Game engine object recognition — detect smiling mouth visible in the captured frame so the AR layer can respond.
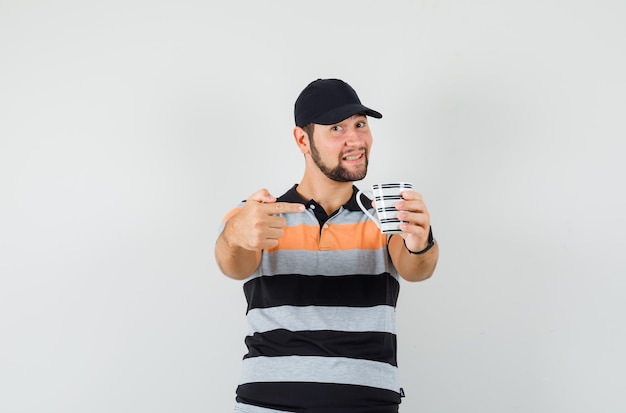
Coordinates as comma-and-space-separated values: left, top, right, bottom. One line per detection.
342, 152, 364, 161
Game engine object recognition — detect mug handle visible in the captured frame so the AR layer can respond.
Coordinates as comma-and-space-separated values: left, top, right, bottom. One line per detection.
356, 190, 380, 229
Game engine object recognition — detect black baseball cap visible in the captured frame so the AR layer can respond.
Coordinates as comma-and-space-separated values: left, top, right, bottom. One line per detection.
294, 78, 382, 127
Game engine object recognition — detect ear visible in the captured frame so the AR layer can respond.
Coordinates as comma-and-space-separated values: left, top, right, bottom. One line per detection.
293, 126, 310, 154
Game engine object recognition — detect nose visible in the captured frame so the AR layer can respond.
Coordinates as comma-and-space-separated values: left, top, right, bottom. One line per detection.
345, 127, 365, 146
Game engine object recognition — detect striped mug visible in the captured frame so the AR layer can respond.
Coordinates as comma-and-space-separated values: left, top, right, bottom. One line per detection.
356, 182, 413, 234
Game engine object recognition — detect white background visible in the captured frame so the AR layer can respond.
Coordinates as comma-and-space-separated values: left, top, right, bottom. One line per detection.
1, 1, 625, 412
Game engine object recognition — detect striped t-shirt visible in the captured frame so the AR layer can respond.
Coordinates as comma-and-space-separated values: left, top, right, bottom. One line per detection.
223, 185, 403, 413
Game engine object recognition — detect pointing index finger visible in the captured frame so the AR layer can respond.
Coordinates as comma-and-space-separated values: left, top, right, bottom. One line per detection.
266, 202, 305, 214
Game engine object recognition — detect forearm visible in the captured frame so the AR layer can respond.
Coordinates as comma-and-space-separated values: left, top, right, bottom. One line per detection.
215, 227, 262, 280
389, 235, 439, 282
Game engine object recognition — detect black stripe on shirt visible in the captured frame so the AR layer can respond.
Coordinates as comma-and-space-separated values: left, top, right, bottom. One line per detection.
236, 382, 401, 413
244, 273, 400, 312
243, 329, 398, 366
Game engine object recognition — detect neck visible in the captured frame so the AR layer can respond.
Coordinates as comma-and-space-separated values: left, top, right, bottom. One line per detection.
296, 172, 355, 215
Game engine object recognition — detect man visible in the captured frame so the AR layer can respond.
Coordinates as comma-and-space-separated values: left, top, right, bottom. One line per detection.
215, 78, 439, 413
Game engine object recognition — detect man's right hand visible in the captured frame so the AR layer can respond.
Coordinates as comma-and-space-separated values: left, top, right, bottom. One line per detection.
223, 188, 306, 251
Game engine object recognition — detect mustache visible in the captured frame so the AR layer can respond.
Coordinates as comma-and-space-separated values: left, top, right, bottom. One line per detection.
341, 147, 367, 158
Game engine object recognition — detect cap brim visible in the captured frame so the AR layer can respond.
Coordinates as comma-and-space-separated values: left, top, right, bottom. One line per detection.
312, 103, 382, 125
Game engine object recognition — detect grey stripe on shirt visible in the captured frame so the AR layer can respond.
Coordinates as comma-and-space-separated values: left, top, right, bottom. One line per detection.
257, 248, 395, 278
239, 355, 400, 393
246, 305, 397, 336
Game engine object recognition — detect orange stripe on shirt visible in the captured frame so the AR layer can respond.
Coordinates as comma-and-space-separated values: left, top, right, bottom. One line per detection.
267, 221, 386, 252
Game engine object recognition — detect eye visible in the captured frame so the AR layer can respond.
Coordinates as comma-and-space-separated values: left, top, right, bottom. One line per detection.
356, 121, 366, 128
331, 125, 342, 132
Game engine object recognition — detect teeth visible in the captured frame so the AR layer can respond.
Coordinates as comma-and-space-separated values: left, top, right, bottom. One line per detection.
344, 154, 361, 160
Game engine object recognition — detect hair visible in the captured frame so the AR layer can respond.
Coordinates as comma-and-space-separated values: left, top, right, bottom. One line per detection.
302, 123, 315, 141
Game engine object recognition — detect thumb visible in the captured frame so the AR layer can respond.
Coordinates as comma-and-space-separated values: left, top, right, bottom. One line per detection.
248, 188, 277, 204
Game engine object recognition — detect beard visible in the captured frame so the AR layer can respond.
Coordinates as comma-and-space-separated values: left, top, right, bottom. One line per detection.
309, 138, 368, 182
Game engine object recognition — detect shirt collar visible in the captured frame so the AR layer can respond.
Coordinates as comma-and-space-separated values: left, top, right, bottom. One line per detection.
277, 184, 370, 212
